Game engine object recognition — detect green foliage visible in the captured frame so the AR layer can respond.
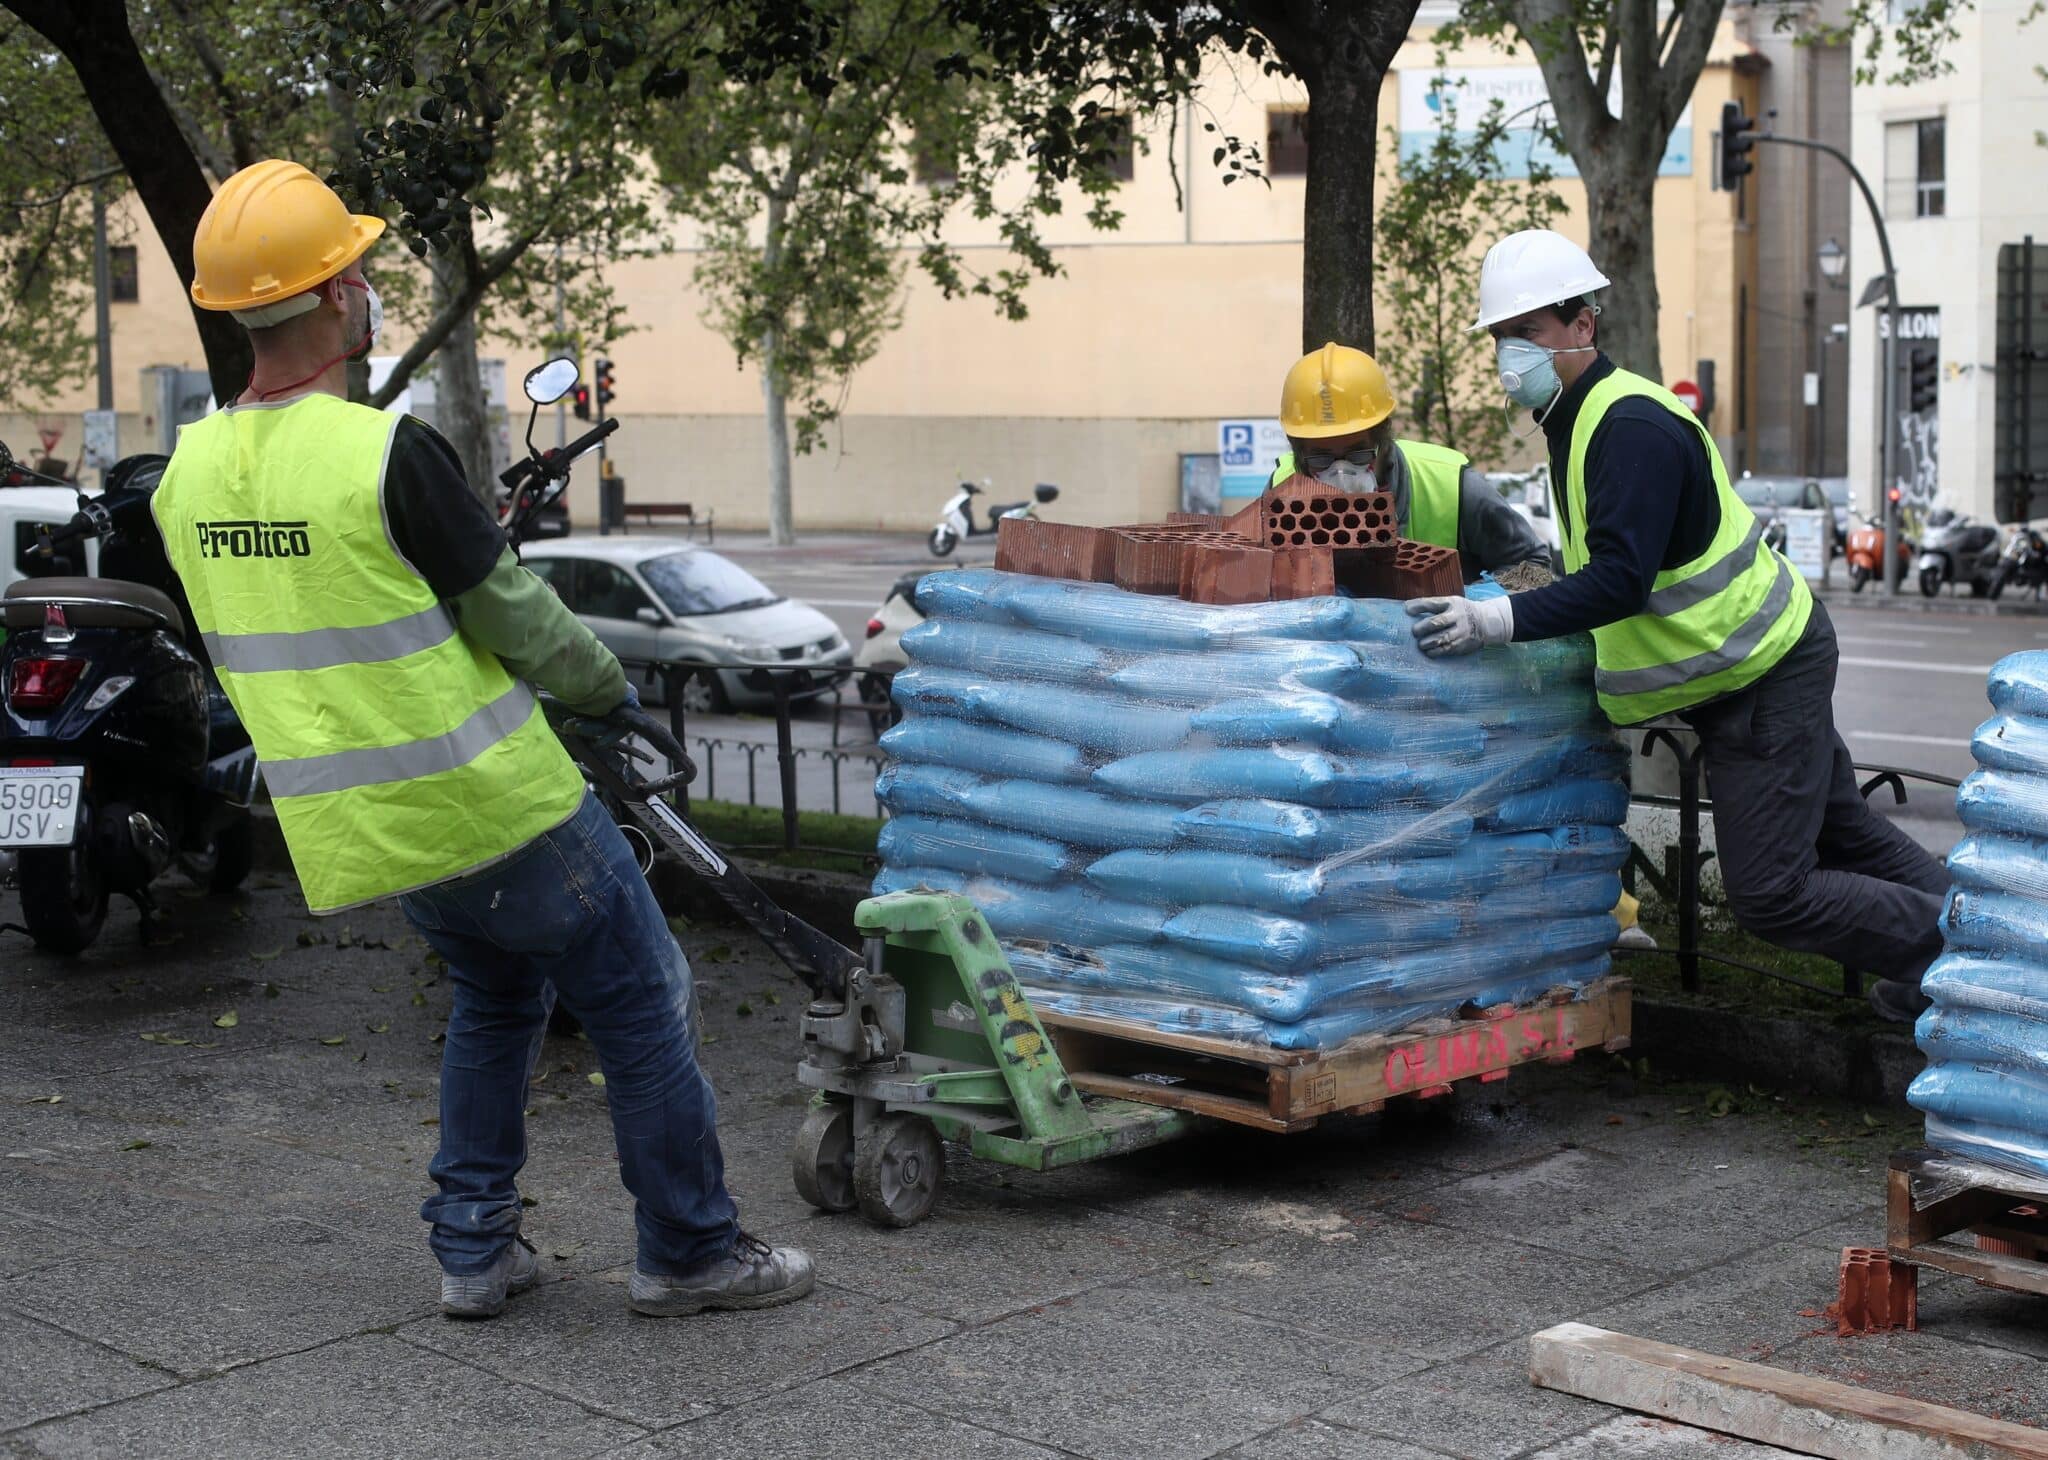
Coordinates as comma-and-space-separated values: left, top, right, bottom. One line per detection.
0, 21, 113, 410
1375, 76, 1566, 466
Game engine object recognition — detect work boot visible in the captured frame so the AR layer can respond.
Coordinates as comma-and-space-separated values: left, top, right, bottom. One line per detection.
1867, 977, 1932, 1025
440, 1234, 539, 1319
628, 1231, 815, 1317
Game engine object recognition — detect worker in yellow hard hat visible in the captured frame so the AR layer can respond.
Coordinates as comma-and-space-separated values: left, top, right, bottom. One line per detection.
1271, 343, 1547, 580
154, 159, 813, 1321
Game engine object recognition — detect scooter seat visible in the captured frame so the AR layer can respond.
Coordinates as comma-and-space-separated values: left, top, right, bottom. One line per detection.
3, 576, 186, 638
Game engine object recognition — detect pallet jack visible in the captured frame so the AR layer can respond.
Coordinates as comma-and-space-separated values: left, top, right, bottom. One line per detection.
547, 699, 1194, 1228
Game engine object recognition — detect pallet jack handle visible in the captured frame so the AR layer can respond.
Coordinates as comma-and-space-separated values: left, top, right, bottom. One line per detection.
541, 694, 863, 1002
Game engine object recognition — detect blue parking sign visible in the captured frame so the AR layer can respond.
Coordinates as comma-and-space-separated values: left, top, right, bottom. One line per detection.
1220, 422, 1256, 468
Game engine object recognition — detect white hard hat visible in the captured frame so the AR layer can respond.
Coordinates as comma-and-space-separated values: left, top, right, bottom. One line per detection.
1471, 229, 1611, 332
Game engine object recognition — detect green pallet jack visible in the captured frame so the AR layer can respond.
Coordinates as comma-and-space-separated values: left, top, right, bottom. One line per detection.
548, 699, 1194, 1228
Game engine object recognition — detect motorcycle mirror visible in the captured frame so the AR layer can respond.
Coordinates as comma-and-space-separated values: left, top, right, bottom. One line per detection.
1033, 483, 1059, 504
524, 357, 580, 405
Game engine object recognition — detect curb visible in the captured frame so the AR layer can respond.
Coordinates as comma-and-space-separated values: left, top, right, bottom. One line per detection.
1816, 587, 2048, 618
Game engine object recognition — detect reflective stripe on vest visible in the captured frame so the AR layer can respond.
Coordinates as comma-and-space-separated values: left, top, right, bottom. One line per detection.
1559, 368, 1812, 725
153, 394, 586, 911
1268, 441, 1464, 550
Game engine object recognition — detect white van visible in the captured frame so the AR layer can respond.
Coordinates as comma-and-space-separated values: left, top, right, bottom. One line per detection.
0, 487, 98, 591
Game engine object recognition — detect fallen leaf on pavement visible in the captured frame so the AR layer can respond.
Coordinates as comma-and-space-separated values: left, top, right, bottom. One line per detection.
319, 1035, 347, 1046
213, 1010, 239, 1029
24, 1094, 61, 1104
588, 1072, 606, 1086
122, 1140, 151, 1151
250, 947, 282, 962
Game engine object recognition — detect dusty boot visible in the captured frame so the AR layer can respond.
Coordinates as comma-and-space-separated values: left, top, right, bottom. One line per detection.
629, 1231, 815, 1317
440, 1235, 539, 1319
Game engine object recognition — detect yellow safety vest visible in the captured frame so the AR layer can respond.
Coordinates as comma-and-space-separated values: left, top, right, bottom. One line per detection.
1268, 440, 1464, 550
153, 393, 586, 912
1559, 369, 1813, 725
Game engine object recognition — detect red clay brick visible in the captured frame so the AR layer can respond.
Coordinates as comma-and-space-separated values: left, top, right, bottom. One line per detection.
1260, 488, 1398, 551
1350, 539, 1463, 600
1113, 528, 1258, 595
1832, 1246, 1917, 1335
996, 517, 1118, 582
1181, 542, 1276, 605
1165, 512, 1227, 529
1271, 546, 1338, 599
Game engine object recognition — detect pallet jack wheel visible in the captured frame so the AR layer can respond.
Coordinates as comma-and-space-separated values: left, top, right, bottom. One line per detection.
852, 1112, 944, 1228
791, 1104, 856, 1212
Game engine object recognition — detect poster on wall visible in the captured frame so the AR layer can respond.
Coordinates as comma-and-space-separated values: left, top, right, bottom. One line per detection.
1395, 67, 1693, 180
1217, 418, 1289, 504
1880, 307, 1940, 514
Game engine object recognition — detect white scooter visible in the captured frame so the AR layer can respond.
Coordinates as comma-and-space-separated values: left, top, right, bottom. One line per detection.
928, 479, 1058, 557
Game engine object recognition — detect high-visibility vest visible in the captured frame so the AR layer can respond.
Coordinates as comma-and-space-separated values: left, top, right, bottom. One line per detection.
1267, 440, 1465, 550
1559, 368, 1813, 725
153, 394, 587, 912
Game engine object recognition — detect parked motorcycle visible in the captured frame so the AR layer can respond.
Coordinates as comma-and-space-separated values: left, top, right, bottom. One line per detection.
1989, 523, 2048, 602
1915, 508, 2003, 598
927, 479, 1059, 558
1843, 512, 1912, 593
0, 445, 256, 953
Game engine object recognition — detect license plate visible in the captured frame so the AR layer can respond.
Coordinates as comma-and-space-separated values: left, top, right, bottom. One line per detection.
0, 767, 84, 848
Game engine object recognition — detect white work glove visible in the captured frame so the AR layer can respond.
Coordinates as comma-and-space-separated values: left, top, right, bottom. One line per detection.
1406, 594, 1514, 657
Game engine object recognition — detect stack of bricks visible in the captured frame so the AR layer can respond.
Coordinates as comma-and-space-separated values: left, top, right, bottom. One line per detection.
994, 486, 1465, 605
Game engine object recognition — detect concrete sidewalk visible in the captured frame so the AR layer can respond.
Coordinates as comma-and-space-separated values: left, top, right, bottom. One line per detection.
3, 877, 2043, 1459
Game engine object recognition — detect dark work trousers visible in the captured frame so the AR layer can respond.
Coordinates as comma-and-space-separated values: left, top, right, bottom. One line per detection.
1677, 600, 1950, 984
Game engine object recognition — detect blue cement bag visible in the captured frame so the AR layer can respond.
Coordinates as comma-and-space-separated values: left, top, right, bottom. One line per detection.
1159, 903, 1459, 975
1094, 746, 1424, 808
1188, 691, 1489, 754
997, 572, 1362, 650
1919, 1113, 2048, 1182
1987, 651, 2048, 722
1110, 644, 1370, 701
888, 670, 1192, 755
1922, 953, 2048, 1021
880, 718, 1090, 785
899, 619, 1108, 685
1490, 780, 1633, 831
1970, 712, 2048, 777
1944, 832, 2048, 903
1940, 887, 2048, 958
875, 764, 1180, 849
1956, 770, 2048, 843
1915, 1005, 2048, 1081
1170, 799, 1474, 860
875, 815, 1072, 884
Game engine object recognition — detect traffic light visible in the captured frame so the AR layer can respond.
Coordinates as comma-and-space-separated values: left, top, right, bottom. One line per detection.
1718, 101, 1756, 193
570, 383, 591, 421
595, 357, 616, 414
1908, 347, 1939, 414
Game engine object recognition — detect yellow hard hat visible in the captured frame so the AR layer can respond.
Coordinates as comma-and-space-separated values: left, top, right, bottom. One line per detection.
190, 159, 386, 313
1279, 343, 1396, 439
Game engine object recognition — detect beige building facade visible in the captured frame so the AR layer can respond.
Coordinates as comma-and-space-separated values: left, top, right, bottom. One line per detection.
15, 16, 1778, 536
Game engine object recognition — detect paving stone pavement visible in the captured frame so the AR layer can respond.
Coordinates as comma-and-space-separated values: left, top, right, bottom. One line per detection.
1, 876, 2042, 1459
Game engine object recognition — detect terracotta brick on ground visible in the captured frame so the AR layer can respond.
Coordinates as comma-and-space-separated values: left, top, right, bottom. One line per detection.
1832, 1246, 1917, 1334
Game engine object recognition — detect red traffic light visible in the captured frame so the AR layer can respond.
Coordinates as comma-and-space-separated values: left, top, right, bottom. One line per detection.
570, 384, 592, 421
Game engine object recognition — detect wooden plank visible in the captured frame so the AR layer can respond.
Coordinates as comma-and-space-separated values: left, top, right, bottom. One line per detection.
1887, 1148, 2048, 1296
1530, 1322, 2048, 1460
1037, 1008, 1303, 1067
1064, 1070, 1302, 1133
1892, 1238, 2048, 1299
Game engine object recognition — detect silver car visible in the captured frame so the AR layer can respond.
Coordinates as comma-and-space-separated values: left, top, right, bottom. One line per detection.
521, 538, 851, 713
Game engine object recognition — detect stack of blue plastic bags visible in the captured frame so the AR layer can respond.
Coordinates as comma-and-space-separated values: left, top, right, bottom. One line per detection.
1909, 651, 2048, 1181
871, 568, 1631, 1050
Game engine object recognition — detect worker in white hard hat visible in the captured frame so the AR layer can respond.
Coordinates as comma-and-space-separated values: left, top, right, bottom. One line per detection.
1407, 228, 1949, 1023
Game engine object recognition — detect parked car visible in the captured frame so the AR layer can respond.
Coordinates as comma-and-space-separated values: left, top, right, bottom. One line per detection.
1734, 474, 1833, 532
520, 538, 851, 713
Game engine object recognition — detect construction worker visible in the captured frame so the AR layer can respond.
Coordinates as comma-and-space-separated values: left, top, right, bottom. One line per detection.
1408, 228, 1949, 1021
1272, 343, 1549, 579
153, 160, 814, 1317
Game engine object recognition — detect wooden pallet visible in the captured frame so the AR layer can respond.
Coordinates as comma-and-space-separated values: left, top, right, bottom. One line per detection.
1037, 975, 1632, 1133
1887, 1147, 2048, 1298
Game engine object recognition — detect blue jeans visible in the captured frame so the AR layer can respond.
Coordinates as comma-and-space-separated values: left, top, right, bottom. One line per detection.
399, 793, 740, 1276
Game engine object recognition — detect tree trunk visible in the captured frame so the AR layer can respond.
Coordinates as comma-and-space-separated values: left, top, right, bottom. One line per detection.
430, 246, 495, 503
759, 195, 795, 547
7, 0, 251, 402
1583, 159, 1661, 377
1237, 0, 1423, 354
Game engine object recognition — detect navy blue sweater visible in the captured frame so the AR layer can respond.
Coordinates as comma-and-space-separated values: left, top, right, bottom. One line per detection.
1510, 356, 1723, 641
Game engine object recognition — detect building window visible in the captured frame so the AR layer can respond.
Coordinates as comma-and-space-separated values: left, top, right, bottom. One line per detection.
1100, 114, 1135, 182
109, 245, 138, 302
1885, 117, 1944, 218
1267, 106, 1309, 177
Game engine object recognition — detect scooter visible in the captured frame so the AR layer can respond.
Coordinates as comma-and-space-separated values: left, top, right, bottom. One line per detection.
1843, 512, 1912, 593
1989, 523, 2048, 602
1915, 508, 2003, 598
0, 445, 256, 953
928, 480, 1059, 558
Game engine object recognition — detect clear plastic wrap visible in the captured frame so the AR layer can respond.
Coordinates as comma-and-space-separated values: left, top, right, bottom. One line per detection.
1911, 650, 2048, 1180
873, 569, 1628, 1050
